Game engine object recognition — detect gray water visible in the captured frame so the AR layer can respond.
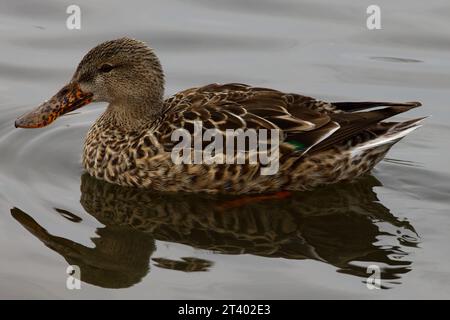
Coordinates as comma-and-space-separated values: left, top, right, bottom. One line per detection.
0, 0, 449, 299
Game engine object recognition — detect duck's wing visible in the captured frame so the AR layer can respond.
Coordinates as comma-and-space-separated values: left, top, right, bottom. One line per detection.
156, 83, 421, 155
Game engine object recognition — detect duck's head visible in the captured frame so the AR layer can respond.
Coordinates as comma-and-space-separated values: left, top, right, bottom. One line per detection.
15, 37, 164, 129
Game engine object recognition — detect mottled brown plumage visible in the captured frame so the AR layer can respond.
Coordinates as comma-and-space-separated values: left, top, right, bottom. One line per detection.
16, 38, 424, 194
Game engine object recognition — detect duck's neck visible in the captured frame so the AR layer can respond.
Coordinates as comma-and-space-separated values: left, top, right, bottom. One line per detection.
103, 94, 163, 132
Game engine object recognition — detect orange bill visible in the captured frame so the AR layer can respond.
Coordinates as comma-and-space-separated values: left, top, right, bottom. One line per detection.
15, 82, 93, 128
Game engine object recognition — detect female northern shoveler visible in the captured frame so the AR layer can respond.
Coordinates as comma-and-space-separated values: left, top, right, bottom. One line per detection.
15, 37, 424, 194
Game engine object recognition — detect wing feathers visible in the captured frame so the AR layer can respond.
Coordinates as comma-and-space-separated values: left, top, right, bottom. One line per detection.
159, 84, 422, 156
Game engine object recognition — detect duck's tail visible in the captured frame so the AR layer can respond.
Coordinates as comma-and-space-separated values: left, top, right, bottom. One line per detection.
309, 101, 423, 154
332, 101, 422, 112
351, 116, 427, 154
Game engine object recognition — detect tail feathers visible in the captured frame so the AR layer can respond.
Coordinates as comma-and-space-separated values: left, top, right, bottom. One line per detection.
315, 105, 422, 153
351, 117, 426, 154
332, 101, 422, 112
388, 116, 427, 133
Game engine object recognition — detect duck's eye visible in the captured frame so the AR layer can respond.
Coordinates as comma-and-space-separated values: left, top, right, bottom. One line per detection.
98, 63, 114, 73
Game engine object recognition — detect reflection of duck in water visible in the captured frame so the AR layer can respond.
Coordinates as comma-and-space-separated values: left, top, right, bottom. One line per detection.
12, 174, 418, 289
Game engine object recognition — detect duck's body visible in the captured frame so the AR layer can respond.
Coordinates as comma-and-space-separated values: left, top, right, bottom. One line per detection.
16, 38, 424, 194
83, 82, 422, 194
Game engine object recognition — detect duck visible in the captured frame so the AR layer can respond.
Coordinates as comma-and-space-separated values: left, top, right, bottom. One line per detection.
15, 37, 424, 194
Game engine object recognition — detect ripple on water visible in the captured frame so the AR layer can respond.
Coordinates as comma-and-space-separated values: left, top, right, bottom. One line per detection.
370, 56, 424, 63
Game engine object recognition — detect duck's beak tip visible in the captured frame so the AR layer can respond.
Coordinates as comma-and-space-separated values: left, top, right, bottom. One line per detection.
14, 108, 49, 129
14, 83, 93, 129
14, 115, 34, 129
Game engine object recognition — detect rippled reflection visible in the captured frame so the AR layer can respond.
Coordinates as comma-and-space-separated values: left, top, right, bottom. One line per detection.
11, 173, 418, 289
